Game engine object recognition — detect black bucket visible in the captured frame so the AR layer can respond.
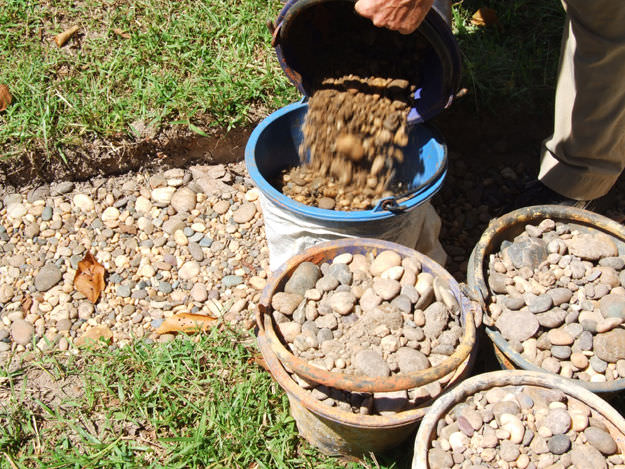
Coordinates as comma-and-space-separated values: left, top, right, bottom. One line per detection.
270, 0, 461, 124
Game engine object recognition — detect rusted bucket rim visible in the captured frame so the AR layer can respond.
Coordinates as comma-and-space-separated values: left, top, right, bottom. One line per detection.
467, 205, 625, 394
413, 370, 625, 468
258, 327, 431, 428
257, 237, 477, 393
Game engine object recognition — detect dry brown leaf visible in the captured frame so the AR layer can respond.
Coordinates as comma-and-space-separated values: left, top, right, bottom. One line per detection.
54, 25, 80, 47
21, 295, 33, 315
113, 28, 131, 39
156, 313, 217, 334
471, 7, 498, 27
73, 251, 106, 303
75, 325, 113, 347
0, 85, 12, 112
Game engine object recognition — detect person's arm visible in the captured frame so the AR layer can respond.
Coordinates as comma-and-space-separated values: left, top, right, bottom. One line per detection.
354, 0, 434, 34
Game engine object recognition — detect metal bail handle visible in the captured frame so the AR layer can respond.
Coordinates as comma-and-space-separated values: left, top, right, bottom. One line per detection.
373, 197, 405, 213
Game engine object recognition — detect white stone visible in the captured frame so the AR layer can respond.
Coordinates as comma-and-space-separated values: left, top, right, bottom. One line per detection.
333, 253, 353, 264
249, 276, 266, 290
50, 306, 70, 322
138, 264, 155, 277
179, 261, 200, 280
381, 266, 404, 281
381, 335, 399, 353
7, 203, 27, 221
151, 187, 176, 205
191, 222, 206, 232
101, 206, 120, 224
72, 194, 95, 212
449, 432, 468, 451
305, 288, 322, 301
245, 188, 260, 201
135, 196, 152, 213
173, 230, 188, 246
500, 413, 525, 444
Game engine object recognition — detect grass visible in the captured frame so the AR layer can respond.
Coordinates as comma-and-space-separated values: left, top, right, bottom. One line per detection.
0, 0, 565, 164
451, 0, 565, 114
0, 0, 297, 159
0, 328, 412, 468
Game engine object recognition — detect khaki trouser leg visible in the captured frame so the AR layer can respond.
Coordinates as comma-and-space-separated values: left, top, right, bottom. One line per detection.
539, 0, 625, 200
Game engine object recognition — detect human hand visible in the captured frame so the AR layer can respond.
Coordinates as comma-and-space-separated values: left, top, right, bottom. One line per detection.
354, 0, 435, 34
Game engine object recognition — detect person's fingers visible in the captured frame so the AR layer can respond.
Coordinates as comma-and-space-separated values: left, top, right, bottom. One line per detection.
354, 0, 375, 18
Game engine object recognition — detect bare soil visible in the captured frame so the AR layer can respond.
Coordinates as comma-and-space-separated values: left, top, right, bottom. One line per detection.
0, 123, 253, 188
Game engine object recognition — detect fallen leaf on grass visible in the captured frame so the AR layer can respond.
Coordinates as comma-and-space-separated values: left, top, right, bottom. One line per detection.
113, 28, 131, 39
73, 252, 106, 303
155, 313, 217, 334
0, 85, 12, 112
54, 25, 80, 47
471, 7, 498, 27
75, 325, 113, 347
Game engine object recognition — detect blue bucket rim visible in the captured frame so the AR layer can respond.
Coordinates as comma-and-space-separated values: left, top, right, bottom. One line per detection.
244, 101, 447, 222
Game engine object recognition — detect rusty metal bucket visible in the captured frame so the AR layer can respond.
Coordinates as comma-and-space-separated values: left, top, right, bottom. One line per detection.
412, 370, 625, 468
256, 238, 479, 458
466, 205, 625, 395
258, 326, 476, 458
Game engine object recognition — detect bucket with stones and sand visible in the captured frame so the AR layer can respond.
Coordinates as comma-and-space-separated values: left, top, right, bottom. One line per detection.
255, 238, 479, 458
245, 0, 461, 272
412, 370, 625, 469
467, 205, 625, 395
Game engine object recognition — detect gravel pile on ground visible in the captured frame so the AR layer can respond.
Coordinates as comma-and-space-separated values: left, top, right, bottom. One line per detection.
271, 249, 464, 415
0, 163, 269, 359
428, 384, 624, 469
487, 218, 625, 382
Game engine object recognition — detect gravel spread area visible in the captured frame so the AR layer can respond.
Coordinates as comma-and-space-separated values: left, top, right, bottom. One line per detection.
0, 163, 269, 359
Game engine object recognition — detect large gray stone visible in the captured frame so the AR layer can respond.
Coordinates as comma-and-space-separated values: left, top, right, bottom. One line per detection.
495, 310, 539, 343
565, 233, 618, 261
504, 237, 548, 270
396, 347, 430, 373
423, 302, 448, 339
284, 262, 321, 296
35, 264, 62, 292
594, 329, 625, 363
353, 350, 390, 377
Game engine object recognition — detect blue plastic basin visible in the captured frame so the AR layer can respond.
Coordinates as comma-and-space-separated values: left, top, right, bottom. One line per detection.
244, 101, 447, 223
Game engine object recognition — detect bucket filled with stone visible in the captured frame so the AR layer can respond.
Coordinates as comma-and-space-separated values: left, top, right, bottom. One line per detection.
467, 205, 625, 394
412, 370, 625, 469
256, 238, 478, 458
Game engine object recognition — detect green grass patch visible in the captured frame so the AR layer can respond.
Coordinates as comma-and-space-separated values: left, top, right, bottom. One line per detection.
0, 0, 565, 163
0, 329, 410, 468
452, 0, 565, 113
0, 0, 297, 159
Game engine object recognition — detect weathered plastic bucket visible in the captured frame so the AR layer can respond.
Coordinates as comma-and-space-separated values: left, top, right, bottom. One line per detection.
256, 238, 479, 458
412, 370, 625, 468
271, 0, 461, 124
467, 205, 625, 395
244, 102, 448, 271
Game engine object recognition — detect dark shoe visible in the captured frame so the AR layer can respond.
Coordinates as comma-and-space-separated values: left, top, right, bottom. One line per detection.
503, 180, 591, 214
